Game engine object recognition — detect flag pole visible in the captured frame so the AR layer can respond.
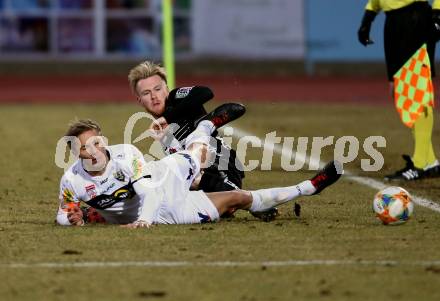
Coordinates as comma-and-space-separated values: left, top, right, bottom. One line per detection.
162, 0, 176, 89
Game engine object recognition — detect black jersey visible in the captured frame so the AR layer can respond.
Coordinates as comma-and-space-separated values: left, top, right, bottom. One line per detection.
161, 86, 245, 191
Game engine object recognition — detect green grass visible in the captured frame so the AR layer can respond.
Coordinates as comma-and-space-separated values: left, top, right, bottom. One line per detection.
0, 102, 440, 301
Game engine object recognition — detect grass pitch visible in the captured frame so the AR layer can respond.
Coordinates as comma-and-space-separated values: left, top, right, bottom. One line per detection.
0, 102, 440, 301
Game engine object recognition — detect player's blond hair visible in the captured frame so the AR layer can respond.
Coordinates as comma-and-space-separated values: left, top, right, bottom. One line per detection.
65, 119, 102, 148
128, 61, 167, 95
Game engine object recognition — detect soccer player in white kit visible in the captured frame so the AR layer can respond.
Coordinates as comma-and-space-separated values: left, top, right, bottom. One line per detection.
56, 115, 342, 228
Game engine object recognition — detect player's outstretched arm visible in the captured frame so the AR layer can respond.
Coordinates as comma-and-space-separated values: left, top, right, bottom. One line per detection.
131, 178, 162, 227
122, 145, 162, 229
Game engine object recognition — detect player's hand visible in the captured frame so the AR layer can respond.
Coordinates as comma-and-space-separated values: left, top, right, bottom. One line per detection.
67, 206, 84, 226
358, 25, 374, 46
148, 117, 168, 140
149, 117, 168, 131
120, 220, 152, 229
432, 9, 440, 42
358, 10, 376, 46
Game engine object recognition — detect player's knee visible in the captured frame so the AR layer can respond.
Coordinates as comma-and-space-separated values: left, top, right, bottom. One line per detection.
229, 190, 252, 208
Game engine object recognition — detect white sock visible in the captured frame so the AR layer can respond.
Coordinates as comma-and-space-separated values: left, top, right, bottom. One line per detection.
249, 180, 316, 212
185, 120, 215, 148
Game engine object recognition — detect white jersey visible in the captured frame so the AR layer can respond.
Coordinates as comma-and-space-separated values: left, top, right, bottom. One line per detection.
56, 144, 219, 226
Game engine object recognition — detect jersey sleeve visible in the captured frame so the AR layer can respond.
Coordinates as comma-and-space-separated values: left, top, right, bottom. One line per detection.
365, 0, 381, 13
127, 144, 161, 224
133, 178, 161, 224
433, 0, 440, 10
127, 144, 149, 181
56, 175, 80, 226
162, 86, 214, 123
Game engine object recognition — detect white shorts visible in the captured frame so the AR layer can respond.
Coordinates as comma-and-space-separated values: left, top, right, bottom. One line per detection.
147, 151, 220, 224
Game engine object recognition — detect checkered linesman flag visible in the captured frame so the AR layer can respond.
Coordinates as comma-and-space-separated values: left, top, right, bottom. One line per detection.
393, 44, 434, 128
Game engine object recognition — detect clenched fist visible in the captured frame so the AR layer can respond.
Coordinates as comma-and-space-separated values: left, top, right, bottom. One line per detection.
67, 205, 84, 226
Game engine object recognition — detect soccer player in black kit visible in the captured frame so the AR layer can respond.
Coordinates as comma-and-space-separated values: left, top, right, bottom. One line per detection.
128, 61, 278, 221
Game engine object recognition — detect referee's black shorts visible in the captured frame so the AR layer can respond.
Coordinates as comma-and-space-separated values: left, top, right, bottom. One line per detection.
384, 1, 436, 81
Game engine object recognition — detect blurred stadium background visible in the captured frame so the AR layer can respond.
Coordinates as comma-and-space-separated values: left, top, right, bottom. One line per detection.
0, 0, 417, 103
1, 1, 440, 301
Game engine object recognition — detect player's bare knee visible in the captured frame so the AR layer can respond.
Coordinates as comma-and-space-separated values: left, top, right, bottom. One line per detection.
230, 190, 252, 208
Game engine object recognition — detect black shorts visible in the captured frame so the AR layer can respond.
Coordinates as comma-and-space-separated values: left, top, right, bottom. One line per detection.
199, 146, 245, 193
384, 2, 436, 81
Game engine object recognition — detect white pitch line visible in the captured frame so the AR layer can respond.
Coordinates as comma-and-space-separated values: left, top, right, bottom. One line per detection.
229, 128, 440, 213
2, 260, 440, 269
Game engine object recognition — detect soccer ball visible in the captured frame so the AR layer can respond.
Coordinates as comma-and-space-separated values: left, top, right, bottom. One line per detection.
373, 186, 414, 225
